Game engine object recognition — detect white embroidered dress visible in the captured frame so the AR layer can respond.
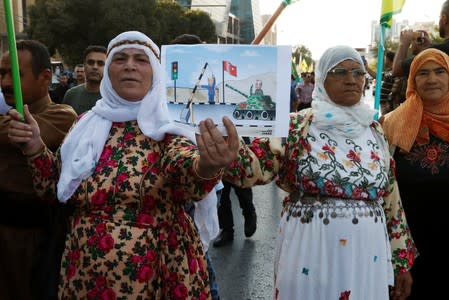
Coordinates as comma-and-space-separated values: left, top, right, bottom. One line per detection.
273, 123, 393, 300
225, 45, 416, 300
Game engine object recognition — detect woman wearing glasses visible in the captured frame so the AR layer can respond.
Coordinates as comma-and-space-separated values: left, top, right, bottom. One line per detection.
382, 48, 449, 300
225, 45, 416, 300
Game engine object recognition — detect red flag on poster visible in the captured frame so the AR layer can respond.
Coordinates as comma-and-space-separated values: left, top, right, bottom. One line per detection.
223, 60, 237, 77
229, 64, 237, 76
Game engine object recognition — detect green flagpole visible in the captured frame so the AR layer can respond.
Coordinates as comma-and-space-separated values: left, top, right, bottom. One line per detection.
3, 0, 24, 118
376, 0, 407, 119
374, 25, 386, 120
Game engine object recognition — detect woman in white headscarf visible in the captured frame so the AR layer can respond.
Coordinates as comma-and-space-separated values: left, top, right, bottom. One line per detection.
8, 31, 238, 299
224, 45, 416, 300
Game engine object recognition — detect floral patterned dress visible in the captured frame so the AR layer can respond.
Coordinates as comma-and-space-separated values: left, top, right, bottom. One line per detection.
28, 121, 219, 300
226, 110, 417, 300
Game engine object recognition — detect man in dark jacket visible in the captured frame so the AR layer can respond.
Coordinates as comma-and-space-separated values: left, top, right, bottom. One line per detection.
0, 39, 77, 300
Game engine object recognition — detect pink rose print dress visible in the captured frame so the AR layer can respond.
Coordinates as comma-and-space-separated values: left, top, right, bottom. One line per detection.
28, 121, 219, 299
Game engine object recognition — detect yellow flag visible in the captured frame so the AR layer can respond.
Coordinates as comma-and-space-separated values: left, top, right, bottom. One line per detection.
307, 62, 314, 73
300, 59, 308, 73
380, 0, 406, 27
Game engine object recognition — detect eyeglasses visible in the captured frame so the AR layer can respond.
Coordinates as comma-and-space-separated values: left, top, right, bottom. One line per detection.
328, 68, 366, 80
86, 59, 105, 67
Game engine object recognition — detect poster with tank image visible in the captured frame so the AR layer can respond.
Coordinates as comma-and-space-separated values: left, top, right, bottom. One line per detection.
161, 44, 291, 137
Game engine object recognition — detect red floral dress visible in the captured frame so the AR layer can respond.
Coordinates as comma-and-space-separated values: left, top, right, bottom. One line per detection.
28, 121, 218, 300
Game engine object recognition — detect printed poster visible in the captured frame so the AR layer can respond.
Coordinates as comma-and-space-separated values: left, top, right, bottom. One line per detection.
161, 44, 291, 137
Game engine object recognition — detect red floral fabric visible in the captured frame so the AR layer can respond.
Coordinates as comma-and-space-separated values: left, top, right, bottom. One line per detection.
29, 121, 218, 299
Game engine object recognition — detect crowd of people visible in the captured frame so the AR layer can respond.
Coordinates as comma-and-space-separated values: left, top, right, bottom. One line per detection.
1, 1, 449, 299
290, 71, 315, 113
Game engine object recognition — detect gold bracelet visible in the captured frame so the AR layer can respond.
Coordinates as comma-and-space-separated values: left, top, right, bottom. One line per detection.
23, 144, 46, 158
193, 159, 224, 180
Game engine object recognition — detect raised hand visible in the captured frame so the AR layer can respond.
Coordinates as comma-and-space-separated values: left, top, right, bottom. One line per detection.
8, 104, 45, 156
195, 116, 239, 178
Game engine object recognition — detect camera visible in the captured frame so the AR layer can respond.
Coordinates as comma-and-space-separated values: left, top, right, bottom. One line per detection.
413, 31, 425, 44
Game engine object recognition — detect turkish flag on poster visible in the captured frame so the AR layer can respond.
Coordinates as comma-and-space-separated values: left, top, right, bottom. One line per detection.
223, 60, 237, 77
229, 64, 237, 76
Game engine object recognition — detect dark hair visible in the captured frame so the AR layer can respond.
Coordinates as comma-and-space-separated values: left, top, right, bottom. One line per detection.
443, 1, 449, 15
60, 71, 72, 78
16, 40, 51, 79
83, 45, 107, 62
75, 63, 84, 69
170, 34, 203, 45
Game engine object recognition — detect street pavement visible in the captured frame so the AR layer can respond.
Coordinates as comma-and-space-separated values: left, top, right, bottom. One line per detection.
208, 87, 376, 300
208, 182, 287, 300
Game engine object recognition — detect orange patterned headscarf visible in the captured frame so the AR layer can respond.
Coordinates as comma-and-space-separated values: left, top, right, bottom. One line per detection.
382, 48, 449, 152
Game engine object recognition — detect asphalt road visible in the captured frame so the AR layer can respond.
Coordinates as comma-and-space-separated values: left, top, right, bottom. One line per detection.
208, 182, 287, 300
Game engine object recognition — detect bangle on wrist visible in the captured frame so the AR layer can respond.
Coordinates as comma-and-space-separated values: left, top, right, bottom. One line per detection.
193, 159, 224, 180
23, 144, 46, 157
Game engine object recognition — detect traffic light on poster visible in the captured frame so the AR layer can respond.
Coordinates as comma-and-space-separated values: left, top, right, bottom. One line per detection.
172, 61, 178, 80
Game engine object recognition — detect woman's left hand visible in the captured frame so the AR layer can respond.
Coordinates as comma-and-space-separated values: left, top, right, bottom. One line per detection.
195, 116, 239, 178
391, 271, 412, 300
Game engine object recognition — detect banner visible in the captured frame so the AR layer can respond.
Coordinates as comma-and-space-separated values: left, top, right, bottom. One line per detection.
161, 44, 292, 137
380, 0, 406, 27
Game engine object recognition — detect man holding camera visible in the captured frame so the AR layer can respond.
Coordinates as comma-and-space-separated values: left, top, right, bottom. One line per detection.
392, 29, 432, 79
387, 29, 432, 108
392, 1, 449, 79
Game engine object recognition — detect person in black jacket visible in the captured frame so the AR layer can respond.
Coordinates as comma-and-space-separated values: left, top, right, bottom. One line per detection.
213, 137, 257, 247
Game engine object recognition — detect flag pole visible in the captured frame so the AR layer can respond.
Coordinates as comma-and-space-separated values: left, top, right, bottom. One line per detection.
251, 0, 297, 45
374, 25, 386, 120
376, 0, 407, 120
222, 61, 225, 103
183, 62, 208, 123
3, 0, 24, 118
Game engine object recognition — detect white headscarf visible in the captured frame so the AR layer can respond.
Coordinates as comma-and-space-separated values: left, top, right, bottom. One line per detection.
56, 31, 219, 248
57, 31, 191, 201
311, 45, 375, 137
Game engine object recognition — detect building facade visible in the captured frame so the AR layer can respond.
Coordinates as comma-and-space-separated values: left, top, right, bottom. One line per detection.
370, 19, 436, 47
177, 0, 276, 45
1, 0, 277, 55
0, 0, 34, 54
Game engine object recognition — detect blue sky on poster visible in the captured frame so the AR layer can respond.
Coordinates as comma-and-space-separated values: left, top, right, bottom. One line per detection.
162, 44, 292, 136
162, 44, 279, 87
260, 0, 442, 59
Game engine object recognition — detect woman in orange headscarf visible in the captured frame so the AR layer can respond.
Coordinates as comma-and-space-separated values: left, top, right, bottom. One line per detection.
382, 48, 449, 300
